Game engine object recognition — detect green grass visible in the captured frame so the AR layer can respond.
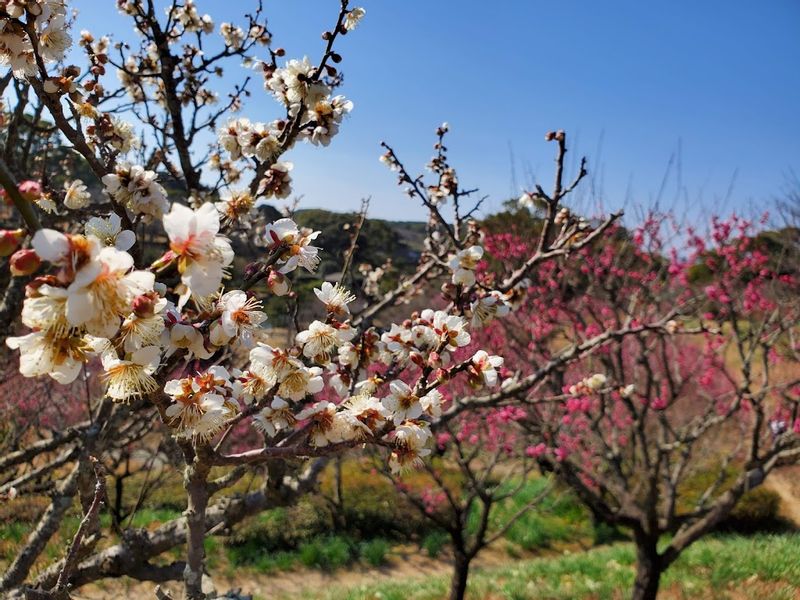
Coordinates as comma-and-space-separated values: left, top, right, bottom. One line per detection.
322, 533, 800, 600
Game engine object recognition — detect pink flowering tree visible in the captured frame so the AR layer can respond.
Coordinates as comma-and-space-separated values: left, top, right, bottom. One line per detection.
0, 2, 639, 597
379, 403, 544, 600
474, 212, 800, 600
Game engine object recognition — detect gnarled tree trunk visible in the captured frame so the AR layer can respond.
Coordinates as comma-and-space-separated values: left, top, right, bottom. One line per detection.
631, 532, 663, 600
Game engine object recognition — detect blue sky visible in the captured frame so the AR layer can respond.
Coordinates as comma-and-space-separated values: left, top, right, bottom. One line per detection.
71, 1, 800, 222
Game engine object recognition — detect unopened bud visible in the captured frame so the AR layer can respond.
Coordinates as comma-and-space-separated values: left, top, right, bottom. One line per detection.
18, 180, 42, 201
0, 229, 25, 257
10, 249, 41, 276
132, 293, 157, 318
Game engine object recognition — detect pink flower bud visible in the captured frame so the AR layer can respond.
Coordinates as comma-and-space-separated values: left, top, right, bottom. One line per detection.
10, 249, 41, 276
17, 180, 43, 201
0, 229, 25, 257
132, 293, 157, 318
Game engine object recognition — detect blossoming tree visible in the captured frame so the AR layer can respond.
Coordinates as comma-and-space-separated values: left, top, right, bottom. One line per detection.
0, 1, 650, 597
474, 212, 800, 600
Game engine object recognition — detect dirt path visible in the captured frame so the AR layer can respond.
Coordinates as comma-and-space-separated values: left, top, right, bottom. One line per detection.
76, 545, 517, 600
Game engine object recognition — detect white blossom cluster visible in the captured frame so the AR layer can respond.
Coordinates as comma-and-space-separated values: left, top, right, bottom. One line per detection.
2, 1, 520, 476
0, 0, 72, 78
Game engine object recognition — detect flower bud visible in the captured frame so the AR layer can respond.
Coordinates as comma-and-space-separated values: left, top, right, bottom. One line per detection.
0, 229, 25, 257
132, 293, 157, 318
10, 249, 41, 276
17, 180, 42, 201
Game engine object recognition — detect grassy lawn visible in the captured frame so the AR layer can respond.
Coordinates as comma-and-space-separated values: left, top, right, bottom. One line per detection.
324, 533, 800, 600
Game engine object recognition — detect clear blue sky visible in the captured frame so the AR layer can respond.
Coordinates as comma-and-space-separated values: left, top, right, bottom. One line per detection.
71, 1, 800, 222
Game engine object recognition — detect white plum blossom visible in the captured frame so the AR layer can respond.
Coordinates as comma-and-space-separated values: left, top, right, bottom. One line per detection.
101, 346, 160, 402
303, 96, 353, 146
343, 7, 366, 31
210, 290, 267, 347
63, 179, 91, 210
5, 330, 94, 384
30, 229, 154, 338
264, 218, 321, 274
163, 202, 234, 307
344, 394, 390, 436
432, 310, 471, 349
314, 281, 355, 317
295, 401, 346, 447
266, 57, 329, 114
295, 320, 356, 363
449, 245, 483, 286
85, 213, 136, 251
382, 380, 422, 425
252, 397, 294, 437
257, 162, 293, 199
470, 291, 511, 328
471, 350, 504, 387
215, 190, 255, 227
220, 22, 245, 49
389, 422, 432, 474
102, 164, 169, 221
277, 361, 324, 401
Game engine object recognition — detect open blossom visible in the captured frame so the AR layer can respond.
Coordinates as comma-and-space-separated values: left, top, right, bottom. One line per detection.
6, 329, 95, 384
215, 189, 255, 227
470, 291, 511, 328
165, 322, 212, 360
382, 380, 423, 425
163, 202, 234, 307
119, 293, 167, 352
471, 350, 504, 387
85, 213, 135, 251
31, 229, 154, 338
278, 360, 324, 401
266, 57, 330, 114
252, 397, 295, 437
218, 118, 251, 160
343, 7, 366, 31
257, 162, 293, 198
303, 96, 353, 146
0, 1, 72, 78
165, 366, 238, 439
210, 290, 267, 347
238, 121, 281, 162
102, 164, 169, 221
20, 284, 70, 337
344, 394, 390, 436
101, 346, 160, 402
63, 179, 91, 209
389, 422, 432, 474
296, 320, 356, 363
448, 245, 483, 286
220, 22, 245, 49
431, 310, 471, 349
296, 401, 349, 447
264, 218, 321, 274
420, 389, 444, 418
314, 281, 355, 317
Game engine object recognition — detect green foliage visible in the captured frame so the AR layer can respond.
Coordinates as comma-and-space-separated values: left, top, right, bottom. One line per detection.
491, 478, 591, 551
421, 530, 449, 558
358, 538, 391, 566
298, 535, 354, 570
293, 208, 421, 279
324, 533, 800, 600
722, 487, 784, 533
